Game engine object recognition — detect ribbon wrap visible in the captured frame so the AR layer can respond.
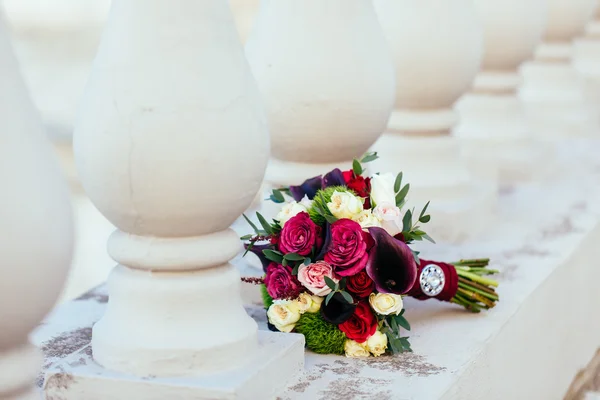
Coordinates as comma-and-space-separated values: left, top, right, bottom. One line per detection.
407, 259, 458, 302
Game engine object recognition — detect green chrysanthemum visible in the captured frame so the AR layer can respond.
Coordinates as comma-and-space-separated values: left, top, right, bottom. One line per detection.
295, 312, 347, 355
261, 284, 274, 309
308, 186, 356, 226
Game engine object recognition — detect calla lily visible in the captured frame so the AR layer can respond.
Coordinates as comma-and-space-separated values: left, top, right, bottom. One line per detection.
320, 292, 357, 324
323, 168, 346, 188
290, 175, 323, 201
366, 227, 417, 294
245, 243, 272, 272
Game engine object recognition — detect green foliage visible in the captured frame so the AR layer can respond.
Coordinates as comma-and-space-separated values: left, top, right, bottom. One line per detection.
308, 186, 353, 225
294, 312, 347, 355
261, 284, 274, 309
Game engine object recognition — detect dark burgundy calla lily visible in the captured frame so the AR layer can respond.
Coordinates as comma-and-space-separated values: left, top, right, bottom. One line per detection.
289, 175, 323, 201
245, 243, 272, 272
320, 292, 357, 324
322, 168, 346, 188
315, 222, 331, 261
366, 227, 417, 294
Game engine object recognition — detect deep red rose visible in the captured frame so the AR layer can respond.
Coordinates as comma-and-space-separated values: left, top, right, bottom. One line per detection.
279, 212, 320, 256
264, 262, 303, 300
324, 219, 373, 276
342, 170, 372, 209
346, 270, 375, 298
338, 302, 378, 343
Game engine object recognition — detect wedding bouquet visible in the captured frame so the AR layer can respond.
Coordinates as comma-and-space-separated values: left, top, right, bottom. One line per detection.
241, 153, 499, 357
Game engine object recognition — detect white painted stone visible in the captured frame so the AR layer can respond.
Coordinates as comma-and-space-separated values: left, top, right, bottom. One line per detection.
574, 3, 600, 109
3, 0, 110, 31
0, 7, 73, 398
456, 0, 555, 185
371, 0, 495, 243
246, 0, 396, 188
67, 0, 303, 394
520, 0, 599, 138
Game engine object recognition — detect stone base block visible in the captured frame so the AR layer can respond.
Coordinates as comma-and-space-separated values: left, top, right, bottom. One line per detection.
43, 331, 305, 400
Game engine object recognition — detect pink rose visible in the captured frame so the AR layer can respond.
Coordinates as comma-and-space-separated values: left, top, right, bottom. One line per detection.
297, 261, 339, 296
325, 219, 373, 277
264, 262, 303, 300
279, 212, 321, 256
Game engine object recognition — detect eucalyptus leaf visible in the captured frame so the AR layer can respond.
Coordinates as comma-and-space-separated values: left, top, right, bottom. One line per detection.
324, 276, 337, 290
263, 249, 284, 263
340, 291, 354, 304
242, 214, 260, 234
389, 316, 399, 333
284, 253, 305, 261
240, 234, 253, 240
394, 172, 403, 193
423, 234, 436, 244
399, 337, 412, 352
324, 214, 339, 224
402, 209, 413, 232
339, 277, 347, 290
282, 258, 288, 267
419, 201, 430, 219
396, 315, 411, 331
419, 215, 431, 223
395, 184, 410, 207
325, 291, 335, 306
243, 241, 254, 257
303, 257, 312, 266
292, 264, 300, 275
256, 212, 273, 235
360, 152, 379, 163
352, 159, 363, 176
272, 189, 285, 203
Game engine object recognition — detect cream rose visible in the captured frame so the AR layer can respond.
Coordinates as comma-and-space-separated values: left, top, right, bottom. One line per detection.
327, 190, 363, 219
267, 300, 302, 332
352, 209, 382, 229
373, 203, 402, 236
370, 173, 396, 207
344, 339, 370, 358
276, 201, 309, 226
296, 293, 314, 314
307, 295, 323, 313
369, 293, 404, 316
366, 331, 388, 357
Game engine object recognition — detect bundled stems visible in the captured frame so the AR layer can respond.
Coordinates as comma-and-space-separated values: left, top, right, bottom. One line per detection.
451, 259, 499, 313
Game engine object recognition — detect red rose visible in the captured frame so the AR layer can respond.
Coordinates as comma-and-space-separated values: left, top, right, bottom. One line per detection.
342, 170, 372, 209
324, 219, 372, 276
338, 302, 378, 343
264, 262, 303, 300
279, 212, 320, 256
346, 270, 375, 298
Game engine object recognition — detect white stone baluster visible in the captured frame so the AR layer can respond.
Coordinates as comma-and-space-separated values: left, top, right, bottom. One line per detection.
372, 0, 495, 243
455, 0, 553, 185
229, 0, 260, 44
574, 1, 600, 108
520, 0, 598, 138
44, 0, 303, 398
0, 9, 73, 399
245, 0, 396, 188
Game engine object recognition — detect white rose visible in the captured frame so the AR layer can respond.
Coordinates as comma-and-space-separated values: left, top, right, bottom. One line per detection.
369, 293, 404, 316
370, 173, 396, 207
352, 209, 382, 229
307, 295, 323, 313
327, 190, 363, 219
344, 340, 370, 358
366, 331, 388, 357
296, 293, 313, 314
299, 195, 313, 210
373, 203, 402, 236
276, 201, 308, 226
267, 300, 302, 332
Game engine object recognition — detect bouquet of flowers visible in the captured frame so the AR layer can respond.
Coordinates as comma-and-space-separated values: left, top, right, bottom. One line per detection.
241, 153, 499, 357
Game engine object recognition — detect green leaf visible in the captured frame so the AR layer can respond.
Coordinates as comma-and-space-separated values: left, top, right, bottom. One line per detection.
395, 184, 410, 208
420, 215, 431, 223
292, 264, 300, 275
325, 291, 335, 306
242, 214, 260, 234
339, 277, 347, 290
352, 159, 363, 176
399, 337, 412, 352
385, 331, 399, 353
394, 172, 403, 193
402, 209, 413, 232
389, 316, 399, 333
282, 258, 288, 267
324, 214, 339, 224
271, 189, 285, 203
399, 309, 405, 317
262, 249, 283, 263
256, 212, 273, 235
419, 201, 430, 219
303, 257, 312, 266
423, 234, 436, 244
360, 152, 379, 163
240, 234, 253, 240
242, 241, 254, 257
412, 250, 420, 264
324, 276, 337, 290
284, 253, 305, 261
340, 291, 354, 304
396, 315, 411, 331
